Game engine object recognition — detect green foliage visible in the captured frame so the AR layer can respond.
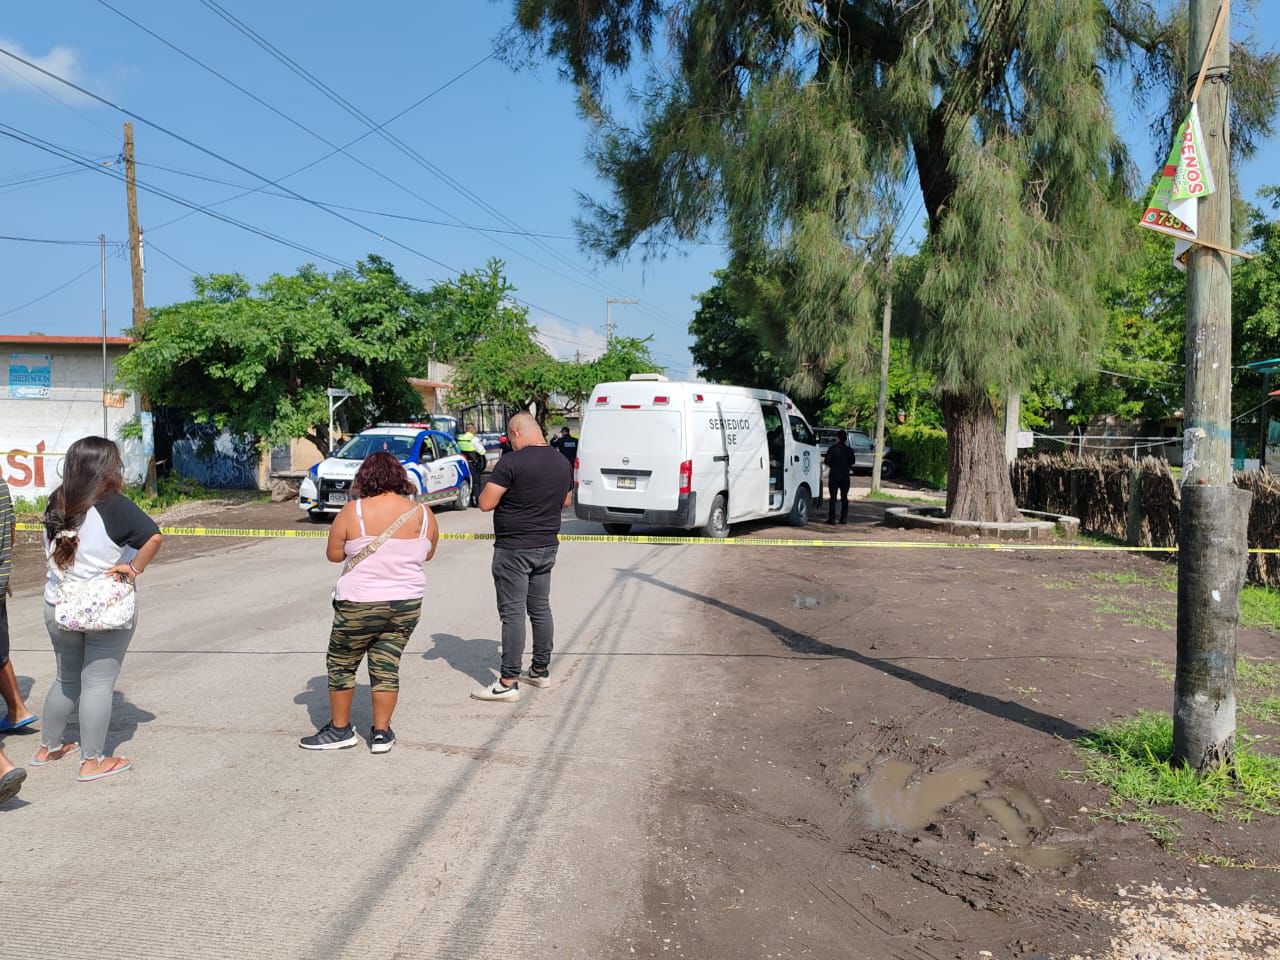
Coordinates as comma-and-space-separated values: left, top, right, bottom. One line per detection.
817, 339, 939, 430
117, 256, 425, 455
511, 0, 1280, 519
1075, 709, 1280, 838
415, 259, 529, 363
888, 424, 947, 490
688, 266, 790, 392
1240, 585, 1280, 634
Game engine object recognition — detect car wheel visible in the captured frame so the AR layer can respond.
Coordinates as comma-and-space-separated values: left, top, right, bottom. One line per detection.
789, 486, 810, 527
453, 479, 471, 511
602, 522, 632, 536
703, 494, 729, 539
878, 458, 897, 480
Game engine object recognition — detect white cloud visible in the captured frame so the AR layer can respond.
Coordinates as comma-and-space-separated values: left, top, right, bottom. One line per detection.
534, 315, 608, 361
0, 39, 92, 104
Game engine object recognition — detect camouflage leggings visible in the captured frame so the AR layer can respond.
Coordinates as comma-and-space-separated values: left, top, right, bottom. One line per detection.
326, 598, 422, 693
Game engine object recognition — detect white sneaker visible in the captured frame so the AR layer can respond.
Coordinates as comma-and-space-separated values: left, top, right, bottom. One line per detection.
522, 667, 551, 689
471, 679, 520, 702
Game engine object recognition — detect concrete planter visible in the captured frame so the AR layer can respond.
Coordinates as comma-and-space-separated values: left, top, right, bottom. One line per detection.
882, 505, 1079, 541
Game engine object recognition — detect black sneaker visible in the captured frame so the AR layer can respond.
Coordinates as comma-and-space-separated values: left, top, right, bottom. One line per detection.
369, 727, 395, 754
523, 666, 551, 689
298, 722, 358, 751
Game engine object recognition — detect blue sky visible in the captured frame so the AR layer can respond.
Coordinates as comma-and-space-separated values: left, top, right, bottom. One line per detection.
0, 2, 1276, 375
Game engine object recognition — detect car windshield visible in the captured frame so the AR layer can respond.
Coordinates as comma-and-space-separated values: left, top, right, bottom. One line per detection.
334, 434, 414, 460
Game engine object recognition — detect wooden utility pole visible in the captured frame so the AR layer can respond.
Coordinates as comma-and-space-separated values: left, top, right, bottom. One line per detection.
123, 122, 158, 495
1174, 0, 1252, 772
123, 123, 146, 330
870, 256, 892, 493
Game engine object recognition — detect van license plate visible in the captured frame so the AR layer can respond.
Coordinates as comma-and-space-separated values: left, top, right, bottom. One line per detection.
329, 493, 348, 504
617, 476, 636, 490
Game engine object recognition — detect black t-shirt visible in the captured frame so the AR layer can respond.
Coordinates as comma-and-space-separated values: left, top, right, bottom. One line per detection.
551, 435, 579, 462
489, 445, 573, 550
824, 442, 856, 479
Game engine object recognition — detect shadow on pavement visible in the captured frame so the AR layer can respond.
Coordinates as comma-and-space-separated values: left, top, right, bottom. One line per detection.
423, 633, 499, 685
294, 674, 374, 733
626, 570, 1088, 742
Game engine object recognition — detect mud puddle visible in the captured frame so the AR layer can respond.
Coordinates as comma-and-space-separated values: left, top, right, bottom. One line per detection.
791, 593, 820, 609
860, 759, 1076, 869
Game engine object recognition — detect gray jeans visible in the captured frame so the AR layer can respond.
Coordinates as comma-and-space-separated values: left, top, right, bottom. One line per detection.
41, 603, 136, 762
492, 545, 558, 680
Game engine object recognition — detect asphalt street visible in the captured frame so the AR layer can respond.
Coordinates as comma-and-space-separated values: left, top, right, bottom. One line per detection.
1, 506, 711, 959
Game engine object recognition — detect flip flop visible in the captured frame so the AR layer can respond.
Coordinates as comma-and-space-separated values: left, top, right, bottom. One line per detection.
77, 759, 132, 783
0, 767, 27, 805
0, 714, 38, 733
29, 743, 78, 767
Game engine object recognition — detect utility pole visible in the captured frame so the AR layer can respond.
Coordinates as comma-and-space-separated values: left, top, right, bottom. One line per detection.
123, 123, 146, 330
100, 234, 108, 438
122, 122, 158, 494
1175, 0, 1252, 772
605, 297, 638, 346
870, 255, 892, 493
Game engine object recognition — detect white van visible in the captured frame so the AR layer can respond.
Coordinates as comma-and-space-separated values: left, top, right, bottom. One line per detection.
574, 375, 820, 537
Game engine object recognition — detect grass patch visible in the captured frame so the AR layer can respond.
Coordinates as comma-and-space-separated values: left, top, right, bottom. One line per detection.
1240, 585, 1280, 633
1072, 710, 1280, 843
1091, 570, 1159, 587
862, 489, 943, 505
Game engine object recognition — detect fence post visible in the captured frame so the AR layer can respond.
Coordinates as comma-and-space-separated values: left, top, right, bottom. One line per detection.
1127, 460, 1143, 546
1069, 466, 1081, 520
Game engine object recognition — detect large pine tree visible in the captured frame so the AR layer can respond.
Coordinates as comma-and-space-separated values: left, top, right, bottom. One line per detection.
509, 0, 1277, 521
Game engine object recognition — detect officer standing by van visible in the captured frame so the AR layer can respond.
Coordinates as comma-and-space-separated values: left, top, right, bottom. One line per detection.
550, 427, 578, 464
824, 429, 855, 525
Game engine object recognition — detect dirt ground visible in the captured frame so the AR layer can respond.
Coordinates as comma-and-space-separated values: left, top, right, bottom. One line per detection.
12, 493, 1280, 958
636, 498, 1280, 959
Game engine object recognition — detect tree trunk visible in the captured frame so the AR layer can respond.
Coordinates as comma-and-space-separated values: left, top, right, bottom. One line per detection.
942, 389, 1022, 522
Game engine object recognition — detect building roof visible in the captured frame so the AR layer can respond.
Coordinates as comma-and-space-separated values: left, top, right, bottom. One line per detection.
408, 377, 452, 390
0, 334, 134, 347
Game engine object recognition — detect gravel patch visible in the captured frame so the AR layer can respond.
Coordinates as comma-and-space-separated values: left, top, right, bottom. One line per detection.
1071, 883, 1280, 960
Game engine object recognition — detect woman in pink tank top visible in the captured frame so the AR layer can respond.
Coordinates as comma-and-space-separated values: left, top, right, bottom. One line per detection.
298, 453, 438, 755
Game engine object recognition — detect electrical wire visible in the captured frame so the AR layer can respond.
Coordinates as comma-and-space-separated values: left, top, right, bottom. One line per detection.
194, 0, 688, 334
144, 238, 200, 277
0, 259, 102, 319
0, 233, 120, 247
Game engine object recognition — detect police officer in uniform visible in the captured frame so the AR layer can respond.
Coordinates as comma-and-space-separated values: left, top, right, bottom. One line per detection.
456, 423, 487, 505
550, 427, 579, 465
824, 429, 856, 525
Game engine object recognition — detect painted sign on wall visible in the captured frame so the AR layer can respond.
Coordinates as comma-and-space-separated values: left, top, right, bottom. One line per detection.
8, 353, 51, 399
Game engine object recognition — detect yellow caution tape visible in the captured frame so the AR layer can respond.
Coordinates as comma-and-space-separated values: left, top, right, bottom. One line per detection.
1, 450, 68, 456
13, 521, 1280, 553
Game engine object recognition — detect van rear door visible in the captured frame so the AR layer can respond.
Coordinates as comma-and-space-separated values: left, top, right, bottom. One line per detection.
578, 408, 685, 511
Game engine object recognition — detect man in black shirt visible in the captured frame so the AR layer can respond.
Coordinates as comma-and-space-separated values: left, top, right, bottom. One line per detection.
472, 412, 574, 702
550, 427, 579, 464
824, 430, 856, 525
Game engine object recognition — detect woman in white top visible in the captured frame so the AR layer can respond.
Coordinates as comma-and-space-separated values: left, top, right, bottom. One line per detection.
34, 437, 162, 783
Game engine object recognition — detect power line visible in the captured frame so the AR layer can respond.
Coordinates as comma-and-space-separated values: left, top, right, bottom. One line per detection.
0, 259, 101, 319
193, 0, 689, 333
0, 233, 121, 247
144, 239, 200, 277
0, 123, 356, 269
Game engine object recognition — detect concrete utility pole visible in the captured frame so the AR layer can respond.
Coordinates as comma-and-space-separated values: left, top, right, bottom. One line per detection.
1175, 0, 1253, 772
870, 256, 891, 493
605, 297, 638, 346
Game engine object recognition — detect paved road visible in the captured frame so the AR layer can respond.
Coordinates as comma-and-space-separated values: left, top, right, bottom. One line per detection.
2, 506, 711, 959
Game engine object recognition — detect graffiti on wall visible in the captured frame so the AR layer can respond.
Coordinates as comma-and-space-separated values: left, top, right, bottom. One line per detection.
166, 415, 260, 490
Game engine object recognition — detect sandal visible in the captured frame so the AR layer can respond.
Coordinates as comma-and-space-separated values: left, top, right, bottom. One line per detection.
30, 743, 78, 766
0, 767, 26, 805
77, 757, 132, 783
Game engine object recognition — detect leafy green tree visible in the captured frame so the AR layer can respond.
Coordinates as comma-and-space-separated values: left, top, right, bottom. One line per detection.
566, 336, 663, 405
511, 1, 1278, 521
414, 258, 528, 364
688, 266, 790, 391
117, 256, 424, 455
818, 339, 940, 429
1234, 187, 1280, 449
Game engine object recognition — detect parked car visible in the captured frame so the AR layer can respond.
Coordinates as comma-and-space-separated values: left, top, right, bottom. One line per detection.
816, 427, 898, 478
298, 424, 473, 520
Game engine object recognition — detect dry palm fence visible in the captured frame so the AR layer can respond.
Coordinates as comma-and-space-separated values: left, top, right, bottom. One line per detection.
1011, 454, 1280, 587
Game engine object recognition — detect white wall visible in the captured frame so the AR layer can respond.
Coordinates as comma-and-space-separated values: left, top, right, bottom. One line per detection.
0, 345, 148, 501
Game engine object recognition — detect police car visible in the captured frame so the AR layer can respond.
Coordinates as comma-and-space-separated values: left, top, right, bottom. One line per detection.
298, 424, 473, 521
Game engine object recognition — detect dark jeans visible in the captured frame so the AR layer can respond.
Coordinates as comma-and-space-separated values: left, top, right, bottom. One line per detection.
828, 474, 850, 522
492, 545, 558, 680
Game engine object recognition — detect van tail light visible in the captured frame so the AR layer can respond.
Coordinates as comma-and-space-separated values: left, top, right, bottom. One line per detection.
679, 459, 693, 495
653, 395, 669, 405
595, 395, 609, 405
574, 456, 580, 486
